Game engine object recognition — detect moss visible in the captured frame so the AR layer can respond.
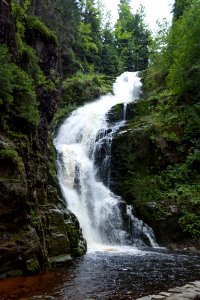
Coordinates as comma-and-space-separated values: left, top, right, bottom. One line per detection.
25, 15, 58, 44
65, 222, 79, 248
0, 148, 24, 172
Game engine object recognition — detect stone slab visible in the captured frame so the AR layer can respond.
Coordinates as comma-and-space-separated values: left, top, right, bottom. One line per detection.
151, 295, 166, 299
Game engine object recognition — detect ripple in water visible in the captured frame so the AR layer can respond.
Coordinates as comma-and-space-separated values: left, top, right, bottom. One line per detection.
0, 248, 200, 300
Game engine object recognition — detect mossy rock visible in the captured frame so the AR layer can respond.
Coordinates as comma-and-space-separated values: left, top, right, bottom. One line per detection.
26, 257, 41, 274
48, 233, 70, 257
48, 208, 66, 234
64, 222, 79, 248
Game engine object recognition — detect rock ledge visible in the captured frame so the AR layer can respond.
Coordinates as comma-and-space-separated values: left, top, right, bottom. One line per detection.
137, 281, 200, 300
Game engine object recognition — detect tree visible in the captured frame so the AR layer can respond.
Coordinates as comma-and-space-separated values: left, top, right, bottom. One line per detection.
78, 0, 103, 71
99, 13, 120, 76
167, 0, 200, 102
28, 0, 82, 75
172, 0, 191, 20
115, 2, 150, 72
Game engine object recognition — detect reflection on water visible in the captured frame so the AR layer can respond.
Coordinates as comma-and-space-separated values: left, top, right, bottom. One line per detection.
0, 248, 200, 300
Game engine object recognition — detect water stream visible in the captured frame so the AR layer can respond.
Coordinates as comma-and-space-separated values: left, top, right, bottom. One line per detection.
54, 72, 157, 248
1, 249, 200, 299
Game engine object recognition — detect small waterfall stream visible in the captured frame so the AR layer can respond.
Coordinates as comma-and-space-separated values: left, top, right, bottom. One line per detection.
54, 72, 157, 249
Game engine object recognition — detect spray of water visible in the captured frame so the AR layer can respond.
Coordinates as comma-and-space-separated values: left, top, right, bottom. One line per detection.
54, 72, 157, 249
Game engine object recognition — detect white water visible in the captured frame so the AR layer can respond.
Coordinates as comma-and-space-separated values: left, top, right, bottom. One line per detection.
54, 72, 157, 249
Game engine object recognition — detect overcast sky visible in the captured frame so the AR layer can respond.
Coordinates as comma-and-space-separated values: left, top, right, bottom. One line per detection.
101, 0, 174, 31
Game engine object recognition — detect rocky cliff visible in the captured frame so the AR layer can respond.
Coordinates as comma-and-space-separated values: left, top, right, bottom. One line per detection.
105, 102, 200, 250
0, 0, 86, 278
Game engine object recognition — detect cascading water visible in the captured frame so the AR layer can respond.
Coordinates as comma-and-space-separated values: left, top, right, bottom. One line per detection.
54, 72, 157, 249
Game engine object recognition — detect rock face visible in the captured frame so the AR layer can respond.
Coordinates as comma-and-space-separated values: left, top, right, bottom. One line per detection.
0, 0, 86, 278
0, 0, 18, 58
104, 102, 195, 248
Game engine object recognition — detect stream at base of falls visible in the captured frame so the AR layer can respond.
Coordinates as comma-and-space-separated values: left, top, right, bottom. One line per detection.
1, 247, 200, 300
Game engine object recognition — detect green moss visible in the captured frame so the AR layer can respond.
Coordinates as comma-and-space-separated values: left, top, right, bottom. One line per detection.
0, 148, 24, 171
65, 222, 79, 248
25, 15, 58, 44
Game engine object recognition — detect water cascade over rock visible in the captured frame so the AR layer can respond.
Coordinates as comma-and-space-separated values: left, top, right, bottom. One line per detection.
54, 72, 157, 249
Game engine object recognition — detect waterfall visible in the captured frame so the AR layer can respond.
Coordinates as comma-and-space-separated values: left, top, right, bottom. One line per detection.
54, 72, 157, 249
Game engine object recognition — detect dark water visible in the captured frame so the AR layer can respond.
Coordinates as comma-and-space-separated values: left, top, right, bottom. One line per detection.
0, 247, 200, 300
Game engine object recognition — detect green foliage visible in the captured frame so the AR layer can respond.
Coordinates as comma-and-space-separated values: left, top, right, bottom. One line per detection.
172, 0, 191, 20
12, 1, 57, 43
115, 4, 150, 71
0, 148, 24, 171
0, 46, 15, 106
53, 72, 112, 127
179, 213, 200, 239
62, 72, 111, 105
52, 103, 78, 129
12, 1, 57, 92
144, 20, 171, 92
125, 0, 200, 242
79, 22, 98, 54
100, 20, 120, 76
21, 45, 56, 91
78, 0, 103, 72
0, 45, 39, 130
25, 15, 57, 43
166, 1, 200, 102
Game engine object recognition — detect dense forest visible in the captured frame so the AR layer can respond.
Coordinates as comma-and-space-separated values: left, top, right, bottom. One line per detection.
0, 0, 200, 278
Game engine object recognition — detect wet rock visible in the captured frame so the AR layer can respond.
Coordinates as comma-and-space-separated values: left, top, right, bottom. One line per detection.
136, 281, 200, 300
48, 208, 66, 234
159, 293, 172, 297
49, 254, 72, 263
26, 258, 41, 274
0, 1, 87, 278
49, 233, 70, 257
0, 0, 18, 58
169, 205, 181, 215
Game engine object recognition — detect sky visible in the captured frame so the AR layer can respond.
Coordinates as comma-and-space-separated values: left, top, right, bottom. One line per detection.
101, 0, 174, 32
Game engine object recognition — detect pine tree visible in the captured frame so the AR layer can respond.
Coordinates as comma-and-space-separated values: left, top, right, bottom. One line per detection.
115, 2, 150, 71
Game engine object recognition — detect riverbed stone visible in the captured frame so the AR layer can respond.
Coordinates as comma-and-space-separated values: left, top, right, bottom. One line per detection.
26, 258, 41, 274
136, 281, 200, 300
159, 292, 172, 297
151, 295, 166, 299
48, 233, 70, 257
49, 254, 72, 263
168, 288, 183, 293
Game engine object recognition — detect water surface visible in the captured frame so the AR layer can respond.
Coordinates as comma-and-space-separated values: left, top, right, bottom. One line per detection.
0, 247, 200, 300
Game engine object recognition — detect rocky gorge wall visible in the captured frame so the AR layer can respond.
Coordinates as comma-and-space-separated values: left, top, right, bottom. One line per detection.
0, 0, 86, 278
105, 102, 200, 250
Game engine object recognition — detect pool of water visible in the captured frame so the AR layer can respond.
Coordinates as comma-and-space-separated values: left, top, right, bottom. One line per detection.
0, 247, 200, 300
